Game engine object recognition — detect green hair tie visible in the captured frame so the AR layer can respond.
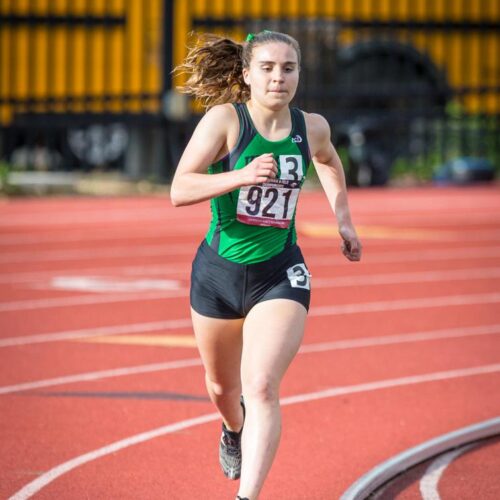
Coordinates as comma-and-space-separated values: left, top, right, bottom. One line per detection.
246, 30, 272, 42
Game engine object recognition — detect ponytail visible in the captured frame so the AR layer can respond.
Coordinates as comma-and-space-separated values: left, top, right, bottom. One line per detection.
174, 34, 249, 109
174, 31, 301, 110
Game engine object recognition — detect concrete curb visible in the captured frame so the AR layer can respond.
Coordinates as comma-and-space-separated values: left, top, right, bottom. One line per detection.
340, 416, 500, 500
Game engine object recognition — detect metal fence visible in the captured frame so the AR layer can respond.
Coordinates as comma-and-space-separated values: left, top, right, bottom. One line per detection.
1, 0, 499, 186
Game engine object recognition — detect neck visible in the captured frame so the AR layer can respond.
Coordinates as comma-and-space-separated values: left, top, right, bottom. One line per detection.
246, 100, 291, 139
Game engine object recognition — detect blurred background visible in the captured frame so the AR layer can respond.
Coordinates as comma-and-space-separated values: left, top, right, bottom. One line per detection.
0, 0, 498, 195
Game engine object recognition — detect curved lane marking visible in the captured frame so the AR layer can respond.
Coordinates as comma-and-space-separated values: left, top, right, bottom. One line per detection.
340, 418, 500, 500
419, 443, 474, 500
8, 363, 500, 499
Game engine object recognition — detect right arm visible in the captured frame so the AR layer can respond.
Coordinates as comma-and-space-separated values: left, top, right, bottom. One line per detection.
170, 104, 277, 206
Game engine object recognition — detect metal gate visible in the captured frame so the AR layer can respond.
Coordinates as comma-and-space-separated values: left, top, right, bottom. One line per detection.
1, 0, 498, 185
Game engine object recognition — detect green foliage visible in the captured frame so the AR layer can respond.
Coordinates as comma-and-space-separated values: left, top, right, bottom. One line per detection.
0, 161, 11, 193
390, 114, 499, 183
0, 161, 22, 196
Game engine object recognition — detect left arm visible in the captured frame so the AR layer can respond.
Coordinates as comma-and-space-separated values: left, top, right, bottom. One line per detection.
305, 112, 362, 262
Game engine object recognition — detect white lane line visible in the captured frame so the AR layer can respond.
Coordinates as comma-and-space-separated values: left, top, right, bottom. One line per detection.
310, 292, 500, 317
1, 197, 497, 230
0, 358, 202, 396
1, 245, 500, 284
313, 267, 500, 287
1, 226, 499, 249
2, 296, 500, 348
3, 266, 500, 312
2, 323, 500, 395
341, 418, 500, 500
0, 224, 208, 246
0, 264, 189, 285
0, 319, 193, 348
8, 363, 500, 500
0, 207, 206, 227
308, 212, 500, 226
0, 290, 188, 312
2, 276, 500, 314
419, 443, 474, 500
1, 198, 496, 228
298, 324, 500, 354
0, 244, 194, 264
308, 247, 500, 265
1, 244, 500, 275
1, 208, 498, 246
49, 276, 182, 293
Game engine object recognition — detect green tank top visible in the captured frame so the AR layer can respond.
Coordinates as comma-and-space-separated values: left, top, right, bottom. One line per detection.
205, 103, 312, 264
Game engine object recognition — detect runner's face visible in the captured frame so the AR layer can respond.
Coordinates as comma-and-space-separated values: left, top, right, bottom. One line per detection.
243, 42, 299, 109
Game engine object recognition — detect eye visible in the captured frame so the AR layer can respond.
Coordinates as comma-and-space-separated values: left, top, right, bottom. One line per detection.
261, 66, 272, 72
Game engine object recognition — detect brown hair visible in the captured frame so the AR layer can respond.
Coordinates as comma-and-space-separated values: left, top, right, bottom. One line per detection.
173, 31, 301, 109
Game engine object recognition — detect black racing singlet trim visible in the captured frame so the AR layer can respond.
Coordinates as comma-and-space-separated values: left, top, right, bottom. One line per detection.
232, 103, 257, 170
211, 203, 222, 251
285, 109, 309, 251
284, 218, 295, 249
290, 108, 312, 169
208, 104, 255, 253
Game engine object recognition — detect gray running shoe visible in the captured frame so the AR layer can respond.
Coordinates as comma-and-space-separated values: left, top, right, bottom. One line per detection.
219, 396, 245, 480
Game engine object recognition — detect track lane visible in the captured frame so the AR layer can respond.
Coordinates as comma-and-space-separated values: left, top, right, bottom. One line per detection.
1, 186, 499, 498
4, 370, 499, 499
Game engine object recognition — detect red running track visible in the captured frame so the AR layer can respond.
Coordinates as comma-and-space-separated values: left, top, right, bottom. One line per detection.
1, 186, 499, 499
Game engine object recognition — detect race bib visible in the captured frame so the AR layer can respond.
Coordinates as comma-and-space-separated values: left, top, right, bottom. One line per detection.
236, 155, 303, 228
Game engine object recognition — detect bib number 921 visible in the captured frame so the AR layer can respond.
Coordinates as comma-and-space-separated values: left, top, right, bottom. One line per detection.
246, 186, 291, 217
236, 154, 303, 229
237, 182, 300, 228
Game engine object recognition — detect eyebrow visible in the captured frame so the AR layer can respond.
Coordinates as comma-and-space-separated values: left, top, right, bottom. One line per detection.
257, 60, 297, 65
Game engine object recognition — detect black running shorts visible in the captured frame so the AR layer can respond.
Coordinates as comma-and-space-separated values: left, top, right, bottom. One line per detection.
190, 240, 311, 319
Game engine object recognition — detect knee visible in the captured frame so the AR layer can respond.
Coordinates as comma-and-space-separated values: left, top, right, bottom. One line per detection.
243, 375, 279, 403
205, 374, 240, 398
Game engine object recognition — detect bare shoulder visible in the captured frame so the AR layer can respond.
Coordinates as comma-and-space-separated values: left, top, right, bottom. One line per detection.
303, 111, 332, 155
199, 103, 238, 131
195, 103, 239, 148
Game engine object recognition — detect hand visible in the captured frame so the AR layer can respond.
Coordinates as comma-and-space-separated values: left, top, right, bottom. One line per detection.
339, 224, 362, 262
240, 153, 278, 185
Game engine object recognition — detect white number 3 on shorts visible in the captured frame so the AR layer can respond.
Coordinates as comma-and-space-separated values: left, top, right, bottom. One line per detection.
286, 264, 311, 290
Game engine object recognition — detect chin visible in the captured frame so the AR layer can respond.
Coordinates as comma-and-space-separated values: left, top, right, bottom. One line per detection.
267, 95, 293, 109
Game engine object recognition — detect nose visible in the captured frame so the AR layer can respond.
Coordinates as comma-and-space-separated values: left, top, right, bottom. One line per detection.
272, 68, 285, 82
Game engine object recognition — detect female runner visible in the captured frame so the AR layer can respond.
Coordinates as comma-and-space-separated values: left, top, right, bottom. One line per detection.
170, 31, 362, 500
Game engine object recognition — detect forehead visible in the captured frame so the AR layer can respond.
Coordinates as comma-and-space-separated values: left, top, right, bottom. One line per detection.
250, 41, 298, 64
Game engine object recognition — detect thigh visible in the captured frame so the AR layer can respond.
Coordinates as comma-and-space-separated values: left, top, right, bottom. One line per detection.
191, 308, 245, 387
241, 299, 307, 388
190, 241, 245, 319
247, 245, 311, 315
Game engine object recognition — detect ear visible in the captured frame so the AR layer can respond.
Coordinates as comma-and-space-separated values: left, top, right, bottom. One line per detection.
242, 67, 250, 86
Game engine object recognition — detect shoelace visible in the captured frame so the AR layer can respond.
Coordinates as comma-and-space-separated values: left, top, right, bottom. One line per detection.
222, 429, 241, 455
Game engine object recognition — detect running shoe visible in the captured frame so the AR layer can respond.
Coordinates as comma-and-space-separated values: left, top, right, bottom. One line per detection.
219, 396, 245, 480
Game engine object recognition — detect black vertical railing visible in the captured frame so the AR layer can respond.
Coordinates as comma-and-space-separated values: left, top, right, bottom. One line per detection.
0, 0, 497, 181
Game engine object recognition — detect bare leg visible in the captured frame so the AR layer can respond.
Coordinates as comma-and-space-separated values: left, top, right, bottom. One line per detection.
237, 299, 307, 499
191, 308, 245, 431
